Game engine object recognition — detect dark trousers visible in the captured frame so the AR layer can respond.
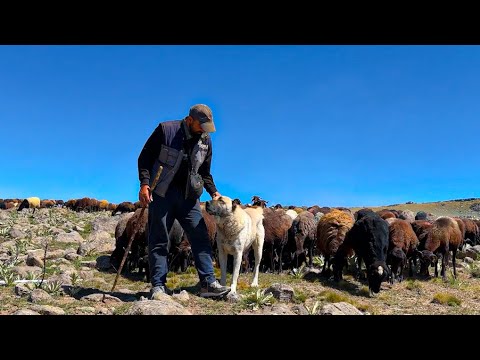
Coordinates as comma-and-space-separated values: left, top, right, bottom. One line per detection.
148, 186, 216, 287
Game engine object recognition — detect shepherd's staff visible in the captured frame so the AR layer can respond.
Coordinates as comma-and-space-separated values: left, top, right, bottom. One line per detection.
103, 165, 163, 302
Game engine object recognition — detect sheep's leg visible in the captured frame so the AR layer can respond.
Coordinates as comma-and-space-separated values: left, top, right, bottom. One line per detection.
322, 256, 329, 276
278, 245, 284, 274
451, 248, 457, 279
308, 239, 314, 267
441, 254, 447, 281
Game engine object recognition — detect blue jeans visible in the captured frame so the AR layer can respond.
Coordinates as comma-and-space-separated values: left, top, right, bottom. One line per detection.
148, 186, 216, 287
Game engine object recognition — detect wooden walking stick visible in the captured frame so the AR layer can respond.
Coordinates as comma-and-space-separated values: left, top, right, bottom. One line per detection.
103, 165, 163, 302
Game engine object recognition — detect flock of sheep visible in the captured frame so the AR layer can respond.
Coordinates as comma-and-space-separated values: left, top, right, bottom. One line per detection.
2, 195, 479, 295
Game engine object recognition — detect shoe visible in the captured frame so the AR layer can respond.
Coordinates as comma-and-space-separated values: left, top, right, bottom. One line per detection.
200, 280, 231, 298
150, 285, 171, 300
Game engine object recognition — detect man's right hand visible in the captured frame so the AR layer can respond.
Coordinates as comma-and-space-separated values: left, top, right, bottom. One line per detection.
139, 184, 152, 207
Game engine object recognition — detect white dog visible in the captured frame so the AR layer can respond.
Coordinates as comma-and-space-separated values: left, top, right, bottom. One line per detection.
205, 196, 265, 294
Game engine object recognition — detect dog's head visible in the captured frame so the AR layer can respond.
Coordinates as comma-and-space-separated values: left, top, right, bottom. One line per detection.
205, 196, 237, 217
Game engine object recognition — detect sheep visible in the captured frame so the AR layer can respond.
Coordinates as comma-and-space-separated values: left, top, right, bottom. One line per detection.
40, 199, 56, 208
316, 209, 355, 276
307, 205, 322, 215
398, 210, 415, 223
376, 209, 397, 220
65, 199, 76, 210
17, 197, 41, 214
0, 201, 5, 210
416, 216, 462, 280
110, 208, 149, 280
113, 201, 136, 215
287, 210, 317, 268
410, 220, 433, 249
387, 219, 419, 282
333, 211, 390, 295
461, 218, 479, 246
73, 197, 99, 212
169, 209, 217, 273
251, 196, 293, 273
285, 209, 298, 221
98, 200, 109, 211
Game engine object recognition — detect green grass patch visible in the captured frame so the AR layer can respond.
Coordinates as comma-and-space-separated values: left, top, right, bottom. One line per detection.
432, 293, 462, 306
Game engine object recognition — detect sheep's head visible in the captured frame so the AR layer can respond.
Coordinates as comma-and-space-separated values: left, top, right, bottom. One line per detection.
367, 261, 390, 295
205, 196, 236, 217
251, 196, 268, 207
416, 250, 437, 276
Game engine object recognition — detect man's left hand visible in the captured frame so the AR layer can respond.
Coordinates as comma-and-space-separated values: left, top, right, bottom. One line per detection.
212, 191, 221, 200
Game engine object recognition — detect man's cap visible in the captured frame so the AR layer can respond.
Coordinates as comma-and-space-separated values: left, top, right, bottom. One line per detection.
189, 104, 216, 133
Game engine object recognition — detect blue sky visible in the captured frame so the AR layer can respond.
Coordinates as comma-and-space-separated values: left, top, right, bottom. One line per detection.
1, 45, 479, 207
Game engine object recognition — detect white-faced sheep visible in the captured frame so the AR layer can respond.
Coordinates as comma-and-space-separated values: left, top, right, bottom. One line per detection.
316, 209, 355, 276
17, 197, 41, 214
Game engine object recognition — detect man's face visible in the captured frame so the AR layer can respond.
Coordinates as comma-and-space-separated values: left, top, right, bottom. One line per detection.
189, 117, 205, 135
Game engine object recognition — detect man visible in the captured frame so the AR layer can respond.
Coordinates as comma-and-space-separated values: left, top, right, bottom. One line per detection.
138, 104, 231, 299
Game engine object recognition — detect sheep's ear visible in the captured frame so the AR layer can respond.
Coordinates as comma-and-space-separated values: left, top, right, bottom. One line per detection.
231, 201, 237, 212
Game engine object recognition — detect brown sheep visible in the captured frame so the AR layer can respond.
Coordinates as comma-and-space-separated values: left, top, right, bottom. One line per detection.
387, 219, 419, 281
452, 217, 466, 242
40, 199, 56, 208
65, 199, 76, 210
260, 207, 294, 273
170, 209, 217, 272
113, 201, 136, 215
110, 208, 149, 280
461, 218, 479, 246
316, 209, 355, 276
376, 209, 397, 220
417, 216, 462, 280
287, 211, 316, 268
410, 220, 433, 250
307, 205, 322, 215
73, 197, 99, 212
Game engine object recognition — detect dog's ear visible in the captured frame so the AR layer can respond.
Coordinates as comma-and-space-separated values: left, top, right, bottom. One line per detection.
231, 200, 237, 212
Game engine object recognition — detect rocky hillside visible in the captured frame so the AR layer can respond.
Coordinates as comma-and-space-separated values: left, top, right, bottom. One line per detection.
1, 198, 480, 315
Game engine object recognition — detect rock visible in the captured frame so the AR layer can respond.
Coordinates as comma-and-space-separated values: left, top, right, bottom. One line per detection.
172, 290, 190, 304
12, 309, 40, 315
319, 302, 364, 315
26, 254, 44, 268
126, 296, 192, 315
55, 231, 83, 244
29, 304, 65, 315
15, 284, 32, 297
264, 283, 295, 302
28, 289, 53, 303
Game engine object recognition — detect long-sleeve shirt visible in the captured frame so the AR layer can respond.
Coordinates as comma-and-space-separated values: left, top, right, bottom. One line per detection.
137, 122, 218, 197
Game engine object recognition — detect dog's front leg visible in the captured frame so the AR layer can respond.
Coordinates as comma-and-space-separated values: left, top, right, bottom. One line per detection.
230, 250, 243, 294
217, 245, 228, 287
